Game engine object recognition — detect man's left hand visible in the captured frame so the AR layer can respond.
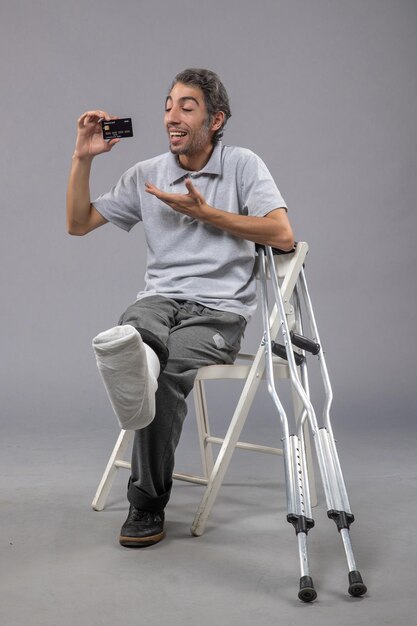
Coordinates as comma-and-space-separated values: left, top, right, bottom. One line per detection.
145, 178, 210, 220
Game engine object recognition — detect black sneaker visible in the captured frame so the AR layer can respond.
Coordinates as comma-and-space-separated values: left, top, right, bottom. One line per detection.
119, 505, 165, 548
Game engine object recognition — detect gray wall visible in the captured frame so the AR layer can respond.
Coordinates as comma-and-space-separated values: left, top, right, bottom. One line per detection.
1, 0, 416, 435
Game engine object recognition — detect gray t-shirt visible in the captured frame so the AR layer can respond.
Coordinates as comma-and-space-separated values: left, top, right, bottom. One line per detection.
93, 142, 286, 321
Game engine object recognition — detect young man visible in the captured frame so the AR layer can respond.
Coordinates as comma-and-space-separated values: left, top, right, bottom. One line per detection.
67, 68, 294, 548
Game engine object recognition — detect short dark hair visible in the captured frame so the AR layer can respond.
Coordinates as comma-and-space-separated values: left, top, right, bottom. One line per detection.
170, 68, 231, 143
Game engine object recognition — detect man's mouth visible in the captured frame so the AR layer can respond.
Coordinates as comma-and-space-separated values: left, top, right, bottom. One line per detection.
169, 129, 188, 142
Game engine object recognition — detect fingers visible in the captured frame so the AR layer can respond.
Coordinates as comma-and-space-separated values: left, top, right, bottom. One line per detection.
145, 182, 163, 198
145, 179, 201, 205
107, 138, 121, 150
145, 182, 174, 204
145, 183, 187, 204
77, 110, 114, 127
184, 177, 196, 193
184, 177, 203, 203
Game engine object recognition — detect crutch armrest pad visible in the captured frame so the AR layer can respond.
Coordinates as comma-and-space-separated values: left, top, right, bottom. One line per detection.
255, 243, 297, 256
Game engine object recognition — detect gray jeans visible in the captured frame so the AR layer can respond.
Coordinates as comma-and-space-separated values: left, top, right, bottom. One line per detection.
118, 295, 247, 512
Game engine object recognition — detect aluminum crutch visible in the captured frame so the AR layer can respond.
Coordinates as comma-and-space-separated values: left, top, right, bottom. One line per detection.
266, 245, 367, 599
258, 247, 317, 602
295, 265, 367, 598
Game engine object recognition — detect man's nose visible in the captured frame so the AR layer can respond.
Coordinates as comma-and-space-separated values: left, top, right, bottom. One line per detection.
166, 105, 180, 124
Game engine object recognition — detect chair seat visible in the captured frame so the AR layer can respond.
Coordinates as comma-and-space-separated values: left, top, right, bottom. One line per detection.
195, 355, 290, 381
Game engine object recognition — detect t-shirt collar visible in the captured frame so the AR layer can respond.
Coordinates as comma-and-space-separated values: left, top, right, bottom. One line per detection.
168, 141, 223, 185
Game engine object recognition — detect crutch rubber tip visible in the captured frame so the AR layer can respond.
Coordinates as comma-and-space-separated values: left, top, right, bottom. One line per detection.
298, 576, 317, 602
348, 570, 367, 597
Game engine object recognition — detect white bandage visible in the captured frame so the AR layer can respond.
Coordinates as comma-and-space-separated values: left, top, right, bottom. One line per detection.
92, 325, 160, 430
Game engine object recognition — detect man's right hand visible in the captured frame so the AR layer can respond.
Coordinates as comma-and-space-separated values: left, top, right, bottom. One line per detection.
73, 110, 120, 159
67, 110, 117, 235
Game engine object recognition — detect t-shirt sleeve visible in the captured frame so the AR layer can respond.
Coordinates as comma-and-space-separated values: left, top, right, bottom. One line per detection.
92, 165, 142, 232
241, 152, 287, 217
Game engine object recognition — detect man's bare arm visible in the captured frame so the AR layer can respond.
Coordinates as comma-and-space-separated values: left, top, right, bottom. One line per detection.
66, 156, 108, 235
145, 178, 295, 251
66, 110, 118, 236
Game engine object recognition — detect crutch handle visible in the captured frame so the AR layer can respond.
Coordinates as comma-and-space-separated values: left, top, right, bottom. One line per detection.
290, 331, 321, 355
271, 341, 305, 366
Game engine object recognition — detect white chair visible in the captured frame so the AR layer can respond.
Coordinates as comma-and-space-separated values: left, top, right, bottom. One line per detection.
92, 242, 316, 528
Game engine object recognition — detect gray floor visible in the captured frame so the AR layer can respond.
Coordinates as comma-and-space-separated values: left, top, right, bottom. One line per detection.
1, 413, 416, 626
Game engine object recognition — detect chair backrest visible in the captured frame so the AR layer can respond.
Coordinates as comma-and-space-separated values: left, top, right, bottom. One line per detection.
254, 242, 309, 281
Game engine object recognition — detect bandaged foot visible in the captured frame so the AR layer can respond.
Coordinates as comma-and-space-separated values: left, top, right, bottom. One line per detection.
92, 325, 160, 430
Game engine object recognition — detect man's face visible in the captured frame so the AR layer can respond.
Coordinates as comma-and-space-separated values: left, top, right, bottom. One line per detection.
164, 82, 213, 157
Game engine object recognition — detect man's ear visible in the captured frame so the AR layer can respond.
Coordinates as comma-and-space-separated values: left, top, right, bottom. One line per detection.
210, 111, 225, 132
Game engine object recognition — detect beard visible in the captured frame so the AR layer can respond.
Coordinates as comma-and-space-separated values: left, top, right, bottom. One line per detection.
169, 118, 212, 156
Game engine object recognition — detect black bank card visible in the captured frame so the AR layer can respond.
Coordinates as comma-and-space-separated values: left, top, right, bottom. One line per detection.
101, 118, 133, 139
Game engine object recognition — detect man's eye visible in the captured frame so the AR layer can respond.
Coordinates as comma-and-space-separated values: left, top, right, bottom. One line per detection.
182, 108, 193, 112
165, 108, 172, 113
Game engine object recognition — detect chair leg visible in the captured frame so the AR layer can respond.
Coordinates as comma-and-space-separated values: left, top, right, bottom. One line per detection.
92, 429, 133, 511
191, 353, 265, 536
193, 379, 215, 480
